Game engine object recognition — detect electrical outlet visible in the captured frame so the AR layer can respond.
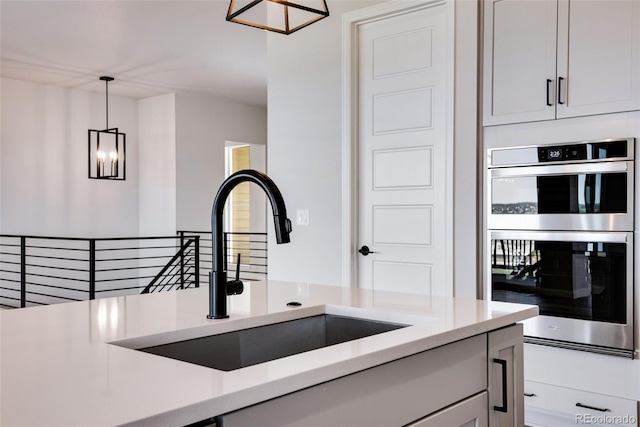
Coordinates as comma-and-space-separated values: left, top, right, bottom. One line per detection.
296, 209, 310, 226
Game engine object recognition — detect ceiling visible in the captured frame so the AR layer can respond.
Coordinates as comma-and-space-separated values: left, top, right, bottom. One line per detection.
0, 0, 269, 106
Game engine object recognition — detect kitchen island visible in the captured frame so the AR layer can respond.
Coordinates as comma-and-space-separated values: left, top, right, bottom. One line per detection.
0, 281, 537, 426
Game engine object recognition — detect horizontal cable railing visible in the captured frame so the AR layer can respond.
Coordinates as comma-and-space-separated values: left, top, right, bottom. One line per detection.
0, 234, 199, 309
177, 231, 268, 284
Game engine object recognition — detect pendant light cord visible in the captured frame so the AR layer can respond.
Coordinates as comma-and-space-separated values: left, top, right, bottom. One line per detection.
105, 79, 109, 129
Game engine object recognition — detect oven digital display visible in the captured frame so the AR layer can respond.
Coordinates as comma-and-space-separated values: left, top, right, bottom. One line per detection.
548, 149, 562, 159
537, 146, 566, 162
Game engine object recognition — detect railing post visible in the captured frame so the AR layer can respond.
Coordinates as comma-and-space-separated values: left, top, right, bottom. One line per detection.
89, 239, 96, 300
194, 236, 200, 288
179, 234, 185, 290
20, 237, 26, 308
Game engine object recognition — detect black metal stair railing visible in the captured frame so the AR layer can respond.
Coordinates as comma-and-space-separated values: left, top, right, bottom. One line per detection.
0, 234, 200, 309
0, 231, 267, 310
141, 237, 199, 294
177, 230, 268, 285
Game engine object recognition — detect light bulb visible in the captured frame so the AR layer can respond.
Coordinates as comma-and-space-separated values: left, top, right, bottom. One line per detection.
97, 151, 106, 160
109, 151, 117, 161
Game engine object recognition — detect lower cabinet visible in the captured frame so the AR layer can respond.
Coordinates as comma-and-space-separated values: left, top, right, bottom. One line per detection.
407, 392, 488, 427
489, 323, 524, 427
218, 324, 524, 427
524, 381, 638, 427
523, 344, 639, 427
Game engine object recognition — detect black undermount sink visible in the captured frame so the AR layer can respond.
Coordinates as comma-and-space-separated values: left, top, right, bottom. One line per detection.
138, 314, 407, 371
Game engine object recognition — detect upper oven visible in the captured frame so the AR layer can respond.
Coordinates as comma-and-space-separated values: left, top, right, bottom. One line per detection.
487, 138, 634, 232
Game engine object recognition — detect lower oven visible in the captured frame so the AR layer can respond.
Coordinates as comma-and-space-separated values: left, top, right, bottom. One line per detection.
488, 230, 633, 356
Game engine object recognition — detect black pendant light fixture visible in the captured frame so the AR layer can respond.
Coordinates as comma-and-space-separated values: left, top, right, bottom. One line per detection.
88, 76, 126, 180
226, 0, 329, 35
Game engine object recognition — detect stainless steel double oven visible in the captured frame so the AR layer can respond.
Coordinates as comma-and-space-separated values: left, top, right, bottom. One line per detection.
487, 138, 635, 357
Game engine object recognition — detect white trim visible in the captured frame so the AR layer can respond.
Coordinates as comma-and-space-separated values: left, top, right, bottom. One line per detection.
444, 0, 455, 296
341, 0, 456, 292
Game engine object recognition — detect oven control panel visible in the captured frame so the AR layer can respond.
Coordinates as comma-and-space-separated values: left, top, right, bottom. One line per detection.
538, 145, 587, 162
489, 138, 633, 168
537, 140, 629, 163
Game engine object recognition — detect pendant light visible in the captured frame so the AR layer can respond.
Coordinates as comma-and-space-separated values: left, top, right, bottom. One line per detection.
88, 76, 126, 180
226, 0, 329, 35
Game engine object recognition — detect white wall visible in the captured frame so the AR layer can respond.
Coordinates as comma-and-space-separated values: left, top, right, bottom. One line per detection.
0, 80, 267, 239
138, 94, 177, 236
0, 78, 139, 237
0, 76, 3, 235
267, 0, 481, 291
249, 143, 267, 233
174, 92, 267, 232
453, 0, 480, 297
267, 0, 384, 286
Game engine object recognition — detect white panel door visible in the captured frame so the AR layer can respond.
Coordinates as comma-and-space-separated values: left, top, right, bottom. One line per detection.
556, 0, 640, 118
358, 4, 447, 296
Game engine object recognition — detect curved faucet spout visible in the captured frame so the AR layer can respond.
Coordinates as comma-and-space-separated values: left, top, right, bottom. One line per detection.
208, 169, 292, 319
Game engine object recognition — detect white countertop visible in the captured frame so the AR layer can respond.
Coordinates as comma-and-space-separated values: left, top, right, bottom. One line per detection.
0, 281, 537, 426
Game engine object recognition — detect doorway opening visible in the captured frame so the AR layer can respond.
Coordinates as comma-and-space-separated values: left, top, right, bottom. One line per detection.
225, 144, 251, 262
224, 142, 268, 281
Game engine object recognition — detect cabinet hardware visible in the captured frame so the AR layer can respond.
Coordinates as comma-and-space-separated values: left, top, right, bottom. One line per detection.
558, 77, 565, 104
576, 402, 610, 412
524, 393, 536, 397
493, 358, 508, 413
546, 79, 553, 106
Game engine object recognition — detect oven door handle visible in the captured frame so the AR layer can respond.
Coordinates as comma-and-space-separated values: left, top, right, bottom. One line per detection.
489, 230, 632, 244
490, 161, 630, 178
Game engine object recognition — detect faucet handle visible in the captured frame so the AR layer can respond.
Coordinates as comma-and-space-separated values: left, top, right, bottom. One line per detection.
226, 253, 244, 295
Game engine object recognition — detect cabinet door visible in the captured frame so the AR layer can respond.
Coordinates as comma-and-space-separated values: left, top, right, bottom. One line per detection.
488, 323, 524, 427
407, 392, 488, 427
483, 0, 557, 126
556, 0, 640, 119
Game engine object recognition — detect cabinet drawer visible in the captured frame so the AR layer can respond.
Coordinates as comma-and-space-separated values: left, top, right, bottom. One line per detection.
407, 392, 488, 427
524, 380, 638, 426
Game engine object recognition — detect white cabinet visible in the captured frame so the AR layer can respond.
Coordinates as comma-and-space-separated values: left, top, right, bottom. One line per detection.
218, 325, 526, 426
218, 334, 488, 426
407, 392, 489, 427
523, 344, 639, 427
524, 381, 638, 427
483, 0, 557, 125
489, 324, 524, 427
483, 0, 640, 126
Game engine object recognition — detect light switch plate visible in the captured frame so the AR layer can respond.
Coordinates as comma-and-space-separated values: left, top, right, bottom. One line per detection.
296, 209, 310, 226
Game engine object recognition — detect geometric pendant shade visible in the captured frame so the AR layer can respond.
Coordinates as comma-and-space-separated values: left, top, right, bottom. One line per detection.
226, 0, 329, 35
88, 76, 126, 180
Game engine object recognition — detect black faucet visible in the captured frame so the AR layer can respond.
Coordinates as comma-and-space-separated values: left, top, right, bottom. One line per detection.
208, 169, 292, 319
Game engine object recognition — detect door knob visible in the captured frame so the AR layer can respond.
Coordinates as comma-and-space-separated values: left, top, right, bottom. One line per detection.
358, 245, 376, 256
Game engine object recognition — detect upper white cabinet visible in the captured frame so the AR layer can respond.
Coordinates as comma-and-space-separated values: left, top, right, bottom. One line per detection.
483, 0, 640, 126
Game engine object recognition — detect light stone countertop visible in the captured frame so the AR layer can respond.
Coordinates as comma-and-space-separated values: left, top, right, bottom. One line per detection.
0, 281, 538, 426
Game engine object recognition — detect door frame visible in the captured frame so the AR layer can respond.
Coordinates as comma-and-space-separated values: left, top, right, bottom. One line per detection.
341, 0, 455, 291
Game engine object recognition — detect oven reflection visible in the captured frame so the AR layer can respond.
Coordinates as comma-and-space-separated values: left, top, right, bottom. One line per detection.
491, 237, 626, 324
